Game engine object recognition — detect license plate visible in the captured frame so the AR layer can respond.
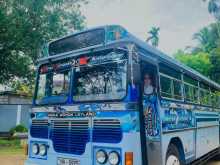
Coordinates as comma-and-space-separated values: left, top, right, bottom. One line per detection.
57, 157, 80, 165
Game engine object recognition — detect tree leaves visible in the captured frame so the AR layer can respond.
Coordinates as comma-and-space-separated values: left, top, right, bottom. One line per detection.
174, 51, 212, 78
0, 0, 86, 87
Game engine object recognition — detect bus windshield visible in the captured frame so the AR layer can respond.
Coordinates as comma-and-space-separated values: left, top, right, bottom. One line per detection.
36, 66, 71, 105
35, 50, 127, 104
73, 59, 127, 101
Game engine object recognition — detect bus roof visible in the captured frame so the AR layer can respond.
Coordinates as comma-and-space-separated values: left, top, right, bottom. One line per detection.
39, 25, 220, 90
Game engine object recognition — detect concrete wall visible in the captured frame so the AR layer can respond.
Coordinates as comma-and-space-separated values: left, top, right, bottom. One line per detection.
0, 93, 31, 105
0, 95, 9, 104
8, 96, 31, 104
0, 104, 31, 132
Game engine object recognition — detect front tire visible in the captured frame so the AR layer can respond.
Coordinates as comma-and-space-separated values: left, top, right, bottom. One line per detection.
166, 144, 184, 165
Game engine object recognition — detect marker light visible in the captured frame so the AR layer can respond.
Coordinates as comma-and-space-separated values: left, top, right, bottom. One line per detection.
79, 57, 88, 65
96, 150, 108, 164
125, 152, 133, 165
108, 151, 120, 165
39, 144, 47, 156
115, 31, 121, 40
32, 143, 39, 155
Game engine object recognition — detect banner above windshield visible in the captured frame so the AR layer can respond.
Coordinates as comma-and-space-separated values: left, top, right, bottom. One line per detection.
49, 29, 105, 56
35, 49, 128, 105
47, 25, 129, 57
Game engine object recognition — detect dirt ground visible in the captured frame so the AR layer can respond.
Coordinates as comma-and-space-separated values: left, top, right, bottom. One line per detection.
208, 161, 220, 165
0, 154, 26, 165
0, 155, 220, 165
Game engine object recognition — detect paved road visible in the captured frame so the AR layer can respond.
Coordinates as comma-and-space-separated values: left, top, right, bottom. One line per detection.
0, 154, 219, 165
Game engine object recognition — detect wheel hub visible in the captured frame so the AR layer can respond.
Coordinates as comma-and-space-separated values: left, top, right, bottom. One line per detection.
166, 155, 180, 165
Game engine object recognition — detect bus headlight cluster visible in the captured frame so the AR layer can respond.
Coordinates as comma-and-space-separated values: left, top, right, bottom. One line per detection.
109, 151, 120, 165
31, 143, 47, 156
39, 144, 47, 156
96, 150, 120, 165
32, 143, 39, 155
96, 150, 107, 164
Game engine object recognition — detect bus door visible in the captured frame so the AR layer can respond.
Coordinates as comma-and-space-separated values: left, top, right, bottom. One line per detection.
141, 62, 160, 139
140, 61, 162, 165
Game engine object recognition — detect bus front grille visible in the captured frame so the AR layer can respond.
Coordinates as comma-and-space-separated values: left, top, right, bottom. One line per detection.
50, 120, 89, 155
30, 120, 49, 139
93, 119, 122, 143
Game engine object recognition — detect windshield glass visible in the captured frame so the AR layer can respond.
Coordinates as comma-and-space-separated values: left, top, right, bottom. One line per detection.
73, 51, 127, 101
35, 50, 127, 104
36, 65, 71, 105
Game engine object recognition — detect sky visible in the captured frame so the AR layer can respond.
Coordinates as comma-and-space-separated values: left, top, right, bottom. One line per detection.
82, 0, 215, 55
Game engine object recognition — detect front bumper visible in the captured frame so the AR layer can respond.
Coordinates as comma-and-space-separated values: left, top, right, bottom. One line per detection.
25, 157, 91, 165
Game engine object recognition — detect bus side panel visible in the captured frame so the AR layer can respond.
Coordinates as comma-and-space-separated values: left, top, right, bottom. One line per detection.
195, 111, 220, 159
161, 130, 196, 165
147, 140, 162, 165
143, 95, 163, 165
160, 100, 197, 165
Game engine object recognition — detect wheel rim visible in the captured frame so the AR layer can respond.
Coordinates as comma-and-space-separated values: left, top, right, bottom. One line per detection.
166, 155, 180, 165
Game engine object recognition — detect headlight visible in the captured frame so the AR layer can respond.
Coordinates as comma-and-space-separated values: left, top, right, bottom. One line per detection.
32, 143, 39, 155
96, 150, 107, 164
39, 144, 47, 156
108, 151, 120, 165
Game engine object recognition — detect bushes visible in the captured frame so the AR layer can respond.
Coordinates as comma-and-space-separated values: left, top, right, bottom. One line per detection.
9, 125, 28, 135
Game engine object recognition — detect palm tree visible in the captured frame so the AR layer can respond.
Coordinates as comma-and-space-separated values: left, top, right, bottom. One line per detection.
146, 27, 160, 47
193, 23, 220, 53
193, 27, 211, 52
206, 0, 220, 19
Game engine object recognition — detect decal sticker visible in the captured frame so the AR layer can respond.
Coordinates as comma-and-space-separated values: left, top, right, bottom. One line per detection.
161, 100, 195, 131
143, 94, 160, 139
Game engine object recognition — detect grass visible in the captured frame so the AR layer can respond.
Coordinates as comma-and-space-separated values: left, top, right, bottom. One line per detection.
0, 138, 24, 155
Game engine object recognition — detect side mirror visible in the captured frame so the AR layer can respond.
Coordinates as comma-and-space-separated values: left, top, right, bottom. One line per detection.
128, 63, 141, 85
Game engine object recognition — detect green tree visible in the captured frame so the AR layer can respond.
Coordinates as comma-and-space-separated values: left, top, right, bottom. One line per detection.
205, 0, 220, 20
193, 23, 220, 53
0, 0, 87, 92
174, 50, 212, 77
210, 45, 220, 82
203, 0, 220, 36
146, 27, 160, 47
192, 22, 220, 83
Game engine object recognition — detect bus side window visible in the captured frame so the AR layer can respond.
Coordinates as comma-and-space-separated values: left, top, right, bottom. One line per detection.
160, 75, 172, 98
199, 83, 211, 106
183, 75, 199, 104
215, 90, 220, 108
211, 91, 217, 108
159, 63, 182, 100
173, 79, 182, 100
218, 95, 220, 108
184, 84, 194, 102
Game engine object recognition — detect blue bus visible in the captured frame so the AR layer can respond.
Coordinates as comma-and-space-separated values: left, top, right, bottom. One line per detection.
25, 25, 220, 165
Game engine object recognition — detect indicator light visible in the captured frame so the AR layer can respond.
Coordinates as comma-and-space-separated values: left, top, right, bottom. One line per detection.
125, 152, 133, 165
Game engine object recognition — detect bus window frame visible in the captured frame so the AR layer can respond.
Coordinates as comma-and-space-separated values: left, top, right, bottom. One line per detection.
140, 59, 159, 96
198, 82, 212, 107
71, 58, 129, 103
183, 82, 199, 104
35, 53, 130, 105
33, 65, 72, 106
157, 60, 219, 109
158, 66, 219, 109
159, 73, 183, 101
